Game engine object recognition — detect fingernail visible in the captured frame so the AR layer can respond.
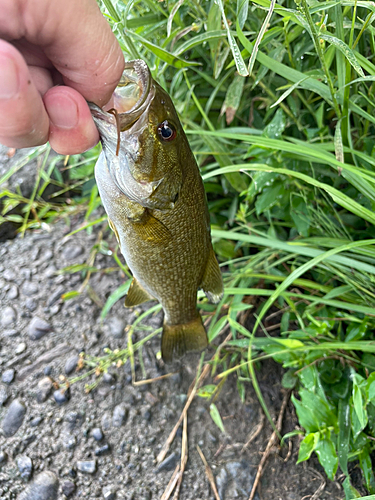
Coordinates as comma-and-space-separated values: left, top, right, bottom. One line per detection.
47, 94, 79, 129
0, 55, 20, 99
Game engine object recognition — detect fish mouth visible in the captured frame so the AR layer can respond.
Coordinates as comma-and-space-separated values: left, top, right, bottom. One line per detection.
89, 59, 152, 133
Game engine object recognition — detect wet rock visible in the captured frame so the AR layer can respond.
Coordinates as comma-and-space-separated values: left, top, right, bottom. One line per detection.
156, 452, 180, 472
113, 404, 127, 427
1, 306, 16, 327
17, 455, 33, 481
103, 485, 116, 500
16, 342, 27, 354
0, 386, 8, 406
25, 298, 38, 311
62, 480, 76, 497
28, 316, 52, 340
107, 316, 126, 338
21, 281, 39, 296
92, 427, 104, 441
7, 284, 18, 299
2, 368, 15, 384
64, 355, 79, 375
2, 398, 26, 436
76, 460, 97, 474
36, 377, 53, 403
53, 387, 70, 405
18, 471, 59, 500
62, 244, 84, 260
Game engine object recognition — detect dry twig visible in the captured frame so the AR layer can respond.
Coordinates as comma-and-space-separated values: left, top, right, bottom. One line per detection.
160, 464, 180, 500
197, 445, 221, 500
247, 391, 290, 500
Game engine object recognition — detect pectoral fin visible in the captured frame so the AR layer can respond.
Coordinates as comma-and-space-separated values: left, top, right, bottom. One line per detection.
125, 277, 154, 307
132, 211, 172, 244
161, 315, 208, 363
200, 247, 223, 304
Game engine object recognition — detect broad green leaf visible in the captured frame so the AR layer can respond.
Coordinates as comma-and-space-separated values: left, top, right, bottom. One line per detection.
342, 477, 361, 499
221, 73, 245, 125
197, 385, 217, 398
353, 383, 367, 430
292, 395, 319, 433
297, 432, 319, 463
210, 403, 226, 434
315, 434, 338, 480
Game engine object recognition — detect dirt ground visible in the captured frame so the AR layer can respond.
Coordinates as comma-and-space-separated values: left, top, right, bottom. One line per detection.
0, 147, 345, 499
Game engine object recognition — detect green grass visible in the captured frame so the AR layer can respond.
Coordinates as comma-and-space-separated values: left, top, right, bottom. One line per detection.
2, 0, 375, 496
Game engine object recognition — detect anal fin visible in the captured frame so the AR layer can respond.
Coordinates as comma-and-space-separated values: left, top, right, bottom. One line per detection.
161, 315, 208, 363
125, 277, 154, 307
200, 247, 223, 304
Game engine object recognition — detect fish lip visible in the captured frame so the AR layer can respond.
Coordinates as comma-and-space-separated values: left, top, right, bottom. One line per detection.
88, 59, 152, 131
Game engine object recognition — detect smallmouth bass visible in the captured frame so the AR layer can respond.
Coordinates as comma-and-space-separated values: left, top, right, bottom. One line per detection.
89, 60, 223, 362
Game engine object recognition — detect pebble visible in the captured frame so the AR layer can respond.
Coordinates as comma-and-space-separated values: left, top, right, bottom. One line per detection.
44, 265, 57, 279
92, 427, 104, 441
0, 450, 7, 464
43, 365, 52, 376
21, 281, 39, 296
7, 284, 18, 299
18, 471, 59, 500
1, 368, 15, 384
46, 286, 65, 307
64, 355, 79, 375
53, 388, 71, 405
76, 460, 97, 474
62, 480, 76, 497
102, 372, 116, 384
1, 306, 16, 327
112, 404, 127, 427
107, 316, 126, 338
217, 461, 257, 499
0, 386, 8, 406
17, 455, 33, 481
95, 443, 110, 456
3, 269, 16, 281
101, 412, 111, 430
30, 416, 43, 427
20, 268, 32, 280
2, 398, 26, 436
2, 328, 19, 337
28, 316, 52, 340
16, 342, 27, 354
156, 452, 180, 472
62, 244, 84, 260
25, 298, 38, 311
36, 377, 53, 403
103, 485, 116, 500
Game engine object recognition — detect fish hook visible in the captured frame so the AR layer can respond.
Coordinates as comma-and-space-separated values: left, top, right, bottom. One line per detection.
107, 108, 121, 156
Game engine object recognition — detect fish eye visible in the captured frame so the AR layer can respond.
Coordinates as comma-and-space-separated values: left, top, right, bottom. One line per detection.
157, 120, 177, 142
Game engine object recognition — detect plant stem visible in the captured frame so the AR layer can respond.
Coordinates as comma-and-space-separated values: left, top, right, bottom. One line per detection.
298, 0, 341, 120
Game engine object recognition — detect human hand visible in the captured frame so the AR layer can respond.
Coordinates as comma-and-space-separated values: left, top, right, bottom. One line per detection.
0, 0, 124, 154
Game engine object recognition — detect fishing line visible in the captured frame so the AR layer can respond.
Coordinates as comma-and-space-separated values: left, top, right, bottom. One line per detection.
107, 108, 121, 156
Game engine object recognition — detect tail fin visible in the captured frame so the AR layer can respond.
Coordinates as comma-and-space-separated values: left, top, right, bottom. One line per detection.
161, 315, 208, 363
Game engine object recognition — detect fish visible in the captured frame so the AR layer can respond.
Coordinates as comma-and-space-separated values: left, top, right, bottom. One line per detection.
89, 59, 223, 362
